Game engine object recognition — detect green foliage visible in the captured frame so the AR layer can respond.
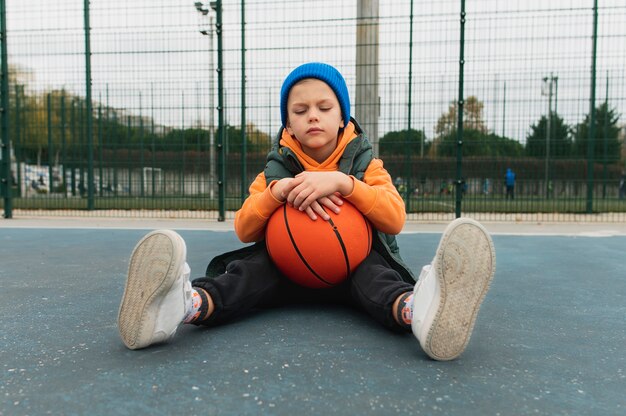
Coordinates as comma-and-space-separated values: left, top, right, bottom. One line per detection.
526, 113, 572, 158
572, 102, 621, 162
435, 128, 523, 157
379, 128, 429, 156
216, 124, 272, 154
431, 95, 523, 158
10, 76, 621, 169
161, 128, 210, 151
486, 133, 525, 157
11, 82, 272, 162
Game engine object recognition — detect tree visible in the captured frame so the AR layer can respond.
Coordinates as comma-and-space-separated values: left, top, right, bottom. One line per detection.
526, 113, 571, 158
15, 89, 100, 164
379, 128, 429, 157
434, 96, 488, 138
433, 128, 523, 157
244, 123, 272, 153
486, 133, 524, 157
572, 102, 621, 162
19, 93, 49, 164
216, 123, 272, 154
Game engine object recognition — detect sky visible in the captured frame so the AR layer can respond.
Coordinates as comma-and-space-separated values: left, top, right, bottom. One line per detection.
6, 0, 626, 144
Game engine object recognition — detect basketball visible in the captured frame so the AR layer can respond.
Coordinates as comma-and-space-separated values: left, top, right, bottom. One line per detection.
265, 200, 372, 289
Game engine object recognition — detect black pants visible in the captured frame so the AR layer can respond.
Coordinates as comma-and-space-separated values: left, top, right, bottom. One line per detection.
506, 185, 515, 200
192, 247, 414, 332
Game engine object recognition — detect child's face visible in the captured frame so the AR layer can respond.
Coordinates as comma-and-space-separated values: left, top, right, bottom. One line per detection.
286, 79, 345, 163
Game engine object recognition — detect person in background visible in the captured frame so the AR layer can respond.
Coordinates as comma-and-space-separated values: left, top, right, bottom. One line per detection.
505, 168, 516, 200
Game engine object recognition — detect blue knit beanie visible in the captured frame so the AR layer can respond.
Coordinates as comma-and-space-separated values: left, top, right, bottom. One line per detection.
280, 62, 350, 128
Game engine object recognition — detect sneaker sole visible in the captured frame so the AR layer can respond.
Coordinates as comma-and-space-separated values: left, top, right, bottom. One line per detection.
117, 230, 185, 350
421, 218, 495, 361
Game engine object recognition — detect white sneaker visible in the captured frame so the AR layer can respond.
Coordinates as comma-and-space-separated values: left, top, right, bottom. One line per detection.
411, 218, 495, 361
118, 230, 193, 350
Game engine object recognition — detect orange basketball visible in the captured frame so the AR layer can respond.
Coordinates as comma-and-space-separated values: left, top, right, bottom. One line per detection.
266, 200, 372, 289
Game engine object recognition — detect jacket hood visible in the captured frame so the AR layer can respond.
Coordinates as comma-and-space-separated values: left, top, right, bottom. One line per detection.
279, 122, 358, 171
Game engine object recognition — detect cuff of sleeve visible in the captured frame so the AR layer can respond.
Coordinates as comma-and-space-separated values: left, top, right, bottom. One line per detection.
343, 176, 377, 214
257, 181, 284, 217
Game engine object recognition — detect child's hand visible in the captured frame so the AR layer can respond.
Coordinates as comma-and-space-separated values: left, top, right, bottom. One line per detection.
270, 178, 293, 202
299, 194, 344, 221
282, 171, 353, 219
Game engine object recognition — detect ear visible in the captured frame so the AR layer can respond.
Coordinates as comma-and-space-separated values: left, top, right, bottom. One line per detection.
286, 120, 294, 136
339, 118, 345, 128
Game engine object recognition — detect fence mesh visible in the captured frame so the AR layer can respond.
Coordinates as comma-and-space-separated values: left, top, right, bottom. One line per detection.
2, 0, 626, 222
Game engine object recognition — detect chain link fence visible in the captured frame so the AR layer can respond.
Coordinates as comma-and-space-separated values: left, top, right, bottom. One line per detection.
1, 0, 625, 222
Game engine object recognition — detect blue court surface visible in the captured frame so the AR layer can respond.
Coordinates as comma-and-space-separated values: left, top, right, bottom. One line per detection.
1, 222, 625, 415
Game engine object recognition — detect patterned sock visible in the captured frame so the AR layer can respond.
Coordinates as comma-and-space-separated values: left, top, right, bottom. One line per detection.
183, 287, 209, 324
184, 289, 203, 323
396, 292, 414, 329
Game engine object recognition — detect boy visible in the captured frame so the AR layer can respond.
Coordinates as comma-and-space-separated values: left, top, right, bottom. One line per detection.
118, 62, 495, 361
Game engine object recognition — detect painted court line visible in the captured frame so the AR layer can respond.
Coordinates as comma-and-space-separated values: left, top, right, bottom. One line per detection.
2, 217, 626, 237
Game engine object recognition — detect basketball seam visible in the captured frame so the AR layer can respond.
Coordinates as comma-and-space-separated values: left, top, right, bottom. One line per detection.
283, 204, 333, 286
326, 216, 351, 278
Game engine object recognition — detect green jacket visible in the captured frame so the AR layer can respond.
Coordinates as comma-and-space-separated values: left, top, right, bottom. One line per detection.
206, 119, 416, 283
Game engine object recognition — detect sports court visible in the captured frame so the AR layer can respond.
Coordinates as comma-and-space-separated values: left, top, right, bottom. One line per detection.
1, 219, 625, 415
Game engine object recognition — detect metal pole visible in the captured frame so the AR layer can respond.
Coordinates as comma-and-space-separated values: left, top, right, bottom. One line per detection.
586, 0, 598, 213
602, 72, 608, 199
60, 92, 66, 196
194, 4, 216, 202
209, 15, 216, 201
554, 77, 558, 119
240, 0, 247, 204
545, 75, 552, 199
502, 81, 506, 138
112, 112, 118, 197
84, 0, 94, 210
126, 115, 132, 195
47, 93, 54, 191
15, 85, 22, 197
70, 100, 76, 195
215, 0, 226, 221
404, 0, 414, 212
181, 91, 186, 196
151, 83, 155, 198
97, 104, 103, 196
454, 0, 466, 218
407, 0, 414, 130
0, 0, 10, 218
356, 0, 380, 156
139, 93, 144, 197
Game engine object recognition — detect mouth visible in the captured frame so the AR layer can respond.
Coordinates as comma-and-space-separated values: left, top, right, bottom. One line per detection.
307, 127, 323, 134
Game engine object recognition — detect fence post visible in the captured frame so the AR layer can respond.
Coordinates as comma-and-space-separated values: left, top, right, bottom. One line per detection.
97, 104, 103, 196
404, 0, 414, 212
586, 0, 598, 214
455, 0, 466, 218
0, 0, 10, 218
15, 85, 22, 197
240, 0, 247, 205
47, 93, 53, 190
602, 72, 608, 199
60, 92, 66, 197
215, 0, 225, 221
83, 0, 94, 210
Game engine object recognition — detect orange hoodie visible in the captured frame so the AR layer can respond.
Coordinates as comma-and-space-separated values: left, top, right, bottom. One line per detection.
234, 122, 406, 242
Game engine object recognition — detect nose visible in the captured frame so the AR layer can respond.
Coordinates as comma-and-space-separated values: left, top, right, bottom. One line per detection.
308, 109, 320, 122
